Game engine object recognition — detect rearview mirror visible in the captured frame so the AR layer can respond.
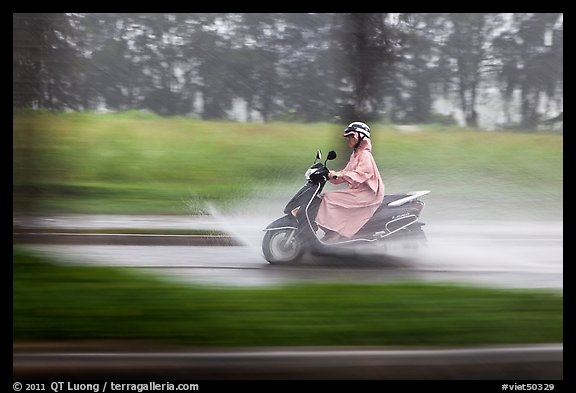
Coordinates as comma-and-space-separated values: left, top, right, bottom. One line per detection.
316, 150, 322, 161
327, 150, 337, 160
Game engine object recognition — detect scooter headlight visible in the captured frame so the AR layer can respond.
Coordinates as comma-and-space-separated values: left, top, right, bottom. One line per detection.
305, 168, 317, 180
291, 206, 300, 217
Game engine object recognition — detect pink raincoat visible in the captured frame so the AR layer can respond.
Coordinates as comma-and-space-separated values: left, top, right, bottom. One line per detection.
315, 139, 385, 238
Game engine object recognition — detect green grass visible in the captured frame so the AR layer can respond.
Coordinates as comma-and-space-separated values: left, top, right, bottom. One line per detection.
13, 111, 563, 215
13, 246, 562, 347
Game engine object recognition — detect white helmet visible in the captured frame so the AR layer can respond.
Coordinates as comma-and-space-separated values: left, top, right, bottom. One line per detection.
343, 121, 371, 139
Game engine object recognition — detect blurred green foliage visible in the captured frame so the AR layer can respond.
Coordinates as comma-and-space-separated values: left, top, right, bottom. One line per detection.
13, 111, 562, 215
14, 247, 562, 347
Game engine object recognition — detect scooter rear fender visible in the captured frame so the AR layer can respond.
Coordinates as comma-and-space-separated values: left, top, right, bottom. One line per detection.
264, 215, 297, 231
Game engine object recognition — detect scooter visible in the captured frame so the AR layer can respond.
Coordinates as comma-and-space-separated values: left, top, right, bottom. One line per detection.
262, 149, 430, 264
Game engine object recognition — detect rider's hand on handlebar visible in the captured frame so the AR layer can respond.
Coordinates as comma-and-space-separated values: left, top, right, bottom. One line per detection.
328, 170, 338, 179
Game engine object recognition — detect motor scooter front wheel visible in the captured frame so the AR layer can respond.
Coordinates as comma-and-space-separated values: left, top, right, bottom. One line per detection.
262, 229, 303, 264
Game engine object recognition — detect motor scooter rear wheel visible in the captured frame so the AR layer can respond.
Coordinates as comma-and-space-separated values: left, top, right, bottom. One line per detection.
262, 229, 303, 264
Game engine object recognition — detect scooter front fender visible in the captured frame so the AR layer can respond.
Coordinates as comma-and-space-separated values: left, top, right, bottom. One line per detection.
264, 215, 297, 231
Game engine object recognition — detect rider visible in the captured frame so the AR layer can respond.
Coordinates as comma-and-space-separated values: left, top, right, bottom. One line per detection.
315, 121, 385, 242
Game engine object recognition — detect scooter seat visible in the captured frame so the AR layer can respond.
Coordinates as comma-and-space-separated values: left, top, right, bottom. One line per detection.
376, 194, 409, 213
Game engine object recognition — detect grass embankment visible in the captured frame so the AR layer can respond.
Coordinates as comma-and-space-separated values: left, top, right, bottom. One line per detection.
13, 247, 562, 347
13, 110, 563, 215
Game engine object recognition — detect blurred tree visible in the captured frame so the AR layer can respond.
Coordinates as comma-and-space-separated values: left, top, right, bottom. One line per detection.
516, 13, 563, 129
271, 13, 337, 122
13, 13, 562, 129
13, 13, 43, 108
194, 15, 235, 119
492, 13, 563, 129
13, 13, 79, 109
138, 13, 197, 115
387, 13, 448, 123
72, 13, 201, 115
442, 13, 496, 128
331, 13, 400, 123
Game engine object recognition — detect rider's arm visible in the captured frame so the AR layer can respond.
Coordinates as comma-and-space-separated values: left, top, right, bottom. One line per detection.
334, 150, 374, 188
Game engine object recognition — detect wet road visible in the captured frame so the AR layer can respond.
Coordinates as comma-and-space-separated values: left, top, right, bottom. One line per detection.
20, 216, 563, 291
